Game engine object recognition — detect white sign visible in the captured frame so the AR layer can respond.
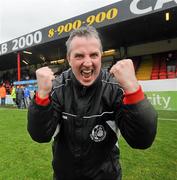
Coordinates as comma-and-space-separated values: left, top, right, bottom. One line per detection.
0, 31, 42, 55
130, 0, 177, 14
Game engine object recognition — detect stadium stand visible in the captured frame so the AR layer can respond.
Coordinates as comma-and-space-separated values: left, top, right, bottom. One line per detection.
136, 55, 153, 80
0, 52, 176, 95
151, 58, 160, 80
150, 53, 177, 80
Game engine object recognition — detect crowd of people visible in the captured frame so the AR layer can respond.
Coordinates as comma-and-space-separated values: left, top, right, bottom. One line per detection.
0, 83, 32, 108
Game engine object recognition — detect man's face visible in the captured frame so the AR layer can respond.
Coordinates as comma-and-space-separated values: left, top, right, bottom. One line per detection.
68, 36, 102, 86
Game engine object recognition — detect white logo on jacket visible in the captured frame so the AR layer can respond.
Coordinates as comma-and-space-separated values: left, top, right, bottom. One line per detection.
90, 125, 106, 142
62, 115, 68, 120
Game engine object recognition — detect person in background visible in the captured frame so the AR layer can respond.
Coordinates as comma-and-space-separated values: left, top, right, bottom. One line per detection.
24, 85, 31, 108
16, 85, 25, 109
27, 26, 157, 180
166, 52, 176, 72
10, 85, 17, 107
0, 83, 7, 106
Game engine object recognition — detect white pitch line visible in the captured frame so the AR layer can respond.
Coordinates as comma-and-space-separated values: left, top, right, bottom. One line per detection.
158, 118, 177, 122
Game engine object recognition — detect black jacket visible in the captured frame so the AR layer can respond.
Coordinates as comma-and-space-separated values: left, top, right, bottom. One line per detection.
28, 69, 157, 180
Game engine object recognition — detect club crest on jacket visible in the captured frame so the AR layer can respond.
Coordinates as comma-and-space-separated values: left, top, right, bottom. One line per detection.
90, 125, 106, 142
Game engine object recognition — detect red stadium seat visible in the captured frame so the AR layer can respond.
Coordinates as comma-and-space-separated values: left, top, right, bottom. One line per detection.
160, 71, 166, 74
159, 74, 167, 79
151, 76, 158, 80
151, 72, 158, 76
167, 72, 176, 79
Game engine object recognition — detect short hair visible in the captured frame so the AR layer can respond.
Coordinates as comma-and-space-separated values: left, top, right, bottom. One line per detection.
65, 26, 103, 56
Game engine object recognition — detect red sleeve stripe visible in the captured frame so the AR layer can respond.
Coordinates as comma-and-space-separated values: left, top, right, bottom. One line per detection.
123, 85, 145, 105
35, 92, 50, 106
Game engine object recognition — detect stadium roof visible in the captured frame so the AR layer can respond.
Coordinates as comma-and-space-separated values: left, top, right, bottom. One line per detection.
0, 0, 177, 71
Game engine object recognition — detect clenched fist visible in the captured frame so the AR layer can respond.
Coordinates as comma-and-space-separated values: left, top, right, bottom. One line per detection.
110, 59, 139, 93
36, 67, 55, 98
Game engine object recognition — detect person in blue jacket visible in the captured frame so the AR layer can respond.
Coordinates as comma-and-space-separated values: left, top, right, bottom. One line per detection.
24, 85, 31, 108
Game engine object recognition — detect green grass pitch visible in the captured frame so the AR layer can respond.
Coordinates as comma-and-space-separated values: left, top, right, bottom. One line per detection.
0, 108, 177, 180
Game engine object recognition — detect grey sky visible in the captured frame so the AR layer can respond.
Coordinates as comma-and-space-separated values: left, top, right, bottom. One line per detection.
0, 0, 120, 43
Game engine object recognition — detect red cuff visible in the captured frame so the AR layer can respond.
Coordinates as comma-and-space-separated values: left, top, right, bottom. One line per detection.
123, 85, 145, 105
35, 92, 50, 106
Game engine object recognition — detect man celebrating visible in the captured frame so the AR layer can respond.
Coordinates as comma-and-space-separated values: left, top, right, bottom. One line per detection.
28, 26, 157, 180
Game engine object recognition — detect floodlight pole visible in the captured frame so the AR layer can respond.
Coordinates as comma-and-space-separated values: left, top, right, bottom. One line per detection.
17, 52, 21, 81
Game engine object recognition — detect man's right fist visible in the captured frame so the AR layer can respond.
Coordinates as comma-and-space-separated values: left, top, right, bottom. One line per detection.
36, 67, 55, 98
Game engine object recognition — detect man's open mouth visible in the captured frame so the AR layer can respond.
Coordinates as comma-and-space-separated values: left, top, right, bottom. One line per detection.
81, 69, 94, 78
